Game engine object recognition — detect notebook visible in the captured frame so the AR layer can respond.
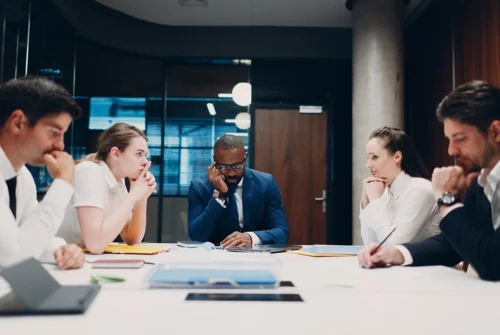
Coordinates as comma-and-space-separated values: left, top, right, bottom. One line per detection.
84, 244, 168, 255
293, 245, 363, 257
147, 266, 278, 289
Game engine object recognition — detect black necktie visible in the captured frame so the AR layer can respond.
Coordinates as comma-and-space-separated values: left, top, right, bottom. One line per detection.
6, 176, 17, 218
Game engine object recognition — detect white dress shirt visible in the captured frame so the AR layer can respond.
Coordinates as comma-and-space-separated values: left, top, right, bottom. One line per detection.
478, 161, 500, 230
56, 161, 129, 247
215, 178, 262, 246
397, 161, 500, 265
360, 171, 442, 246
0, 146, 74, 267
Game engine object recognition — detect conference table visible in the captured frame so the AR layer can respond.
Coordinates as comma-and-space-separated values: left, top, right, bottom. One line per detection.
1, 243, 498, 335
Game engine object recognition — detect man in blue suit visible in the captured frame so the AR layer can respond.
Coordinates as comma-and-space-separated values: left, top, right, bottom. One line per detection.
188, 134, 289, 248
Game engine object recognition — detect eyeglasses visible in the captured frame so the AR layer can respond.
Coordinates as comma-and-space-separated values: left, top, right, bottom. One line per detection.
216, 160, 246, 172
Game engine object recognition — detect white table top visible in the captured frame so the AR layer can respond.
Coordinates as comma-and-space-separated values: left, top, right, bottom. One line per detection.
0, 244, 498, 335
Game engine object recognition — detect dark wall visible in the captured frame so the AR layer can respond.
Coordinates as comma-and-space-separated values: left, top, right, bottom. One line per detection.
49, 0, 352, 60
75, 40, 163, 97
0, 0, 29, 82
0, 0, 76, 87
330, 60, 353, 245
75, 39, 253, 99
251, 60, 337, 104
28, 0, 75, 91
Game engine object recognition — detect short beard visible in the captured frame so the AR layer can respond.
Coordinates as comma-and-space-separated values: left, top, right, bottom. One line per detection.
224, 175, 243, 185
481, 142, 497, 169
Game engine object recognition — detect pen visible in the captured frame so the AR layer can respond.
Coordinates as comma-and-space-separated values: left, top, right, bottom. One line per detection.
371, 227, 396, 255
90, 274, 126, 285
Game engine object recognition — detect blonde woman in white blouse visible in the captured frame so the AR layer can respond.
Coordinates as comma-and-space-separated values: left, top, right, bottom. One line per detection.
360, 126, 442, 245
56, 123, 157, 254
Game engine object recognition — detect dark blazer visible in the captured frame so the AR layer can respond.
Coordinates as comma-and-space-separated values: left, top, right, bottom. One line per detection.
187, 168, 289, 245
403, 178, 500, 281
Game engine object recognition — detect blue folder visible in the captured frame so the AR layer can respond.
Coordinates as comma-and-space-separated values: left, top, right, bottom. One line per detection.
301, 245, 364, 255
147, 267, 278, 289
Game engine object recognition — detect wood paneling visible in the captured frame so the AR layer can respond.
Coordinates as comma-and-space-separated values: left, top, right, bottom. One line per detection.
406, 0, 500, 171
254, 109, 327, 245
454, 0, 500, 85
405, 0, 454, 171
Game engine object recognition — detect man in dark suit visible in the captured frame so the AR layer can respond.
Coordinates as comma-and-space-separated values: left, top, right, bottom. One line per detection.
188, 134, 289, 248
358, 80, 500, 281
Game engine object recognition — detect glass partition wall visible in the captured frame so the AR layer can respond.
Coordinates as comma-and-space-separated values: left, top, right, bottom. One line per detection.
0, 1, 252, 242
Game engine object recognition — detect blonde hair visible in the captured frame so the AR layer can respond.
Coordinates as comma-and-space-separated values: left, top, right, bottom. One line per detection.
78, 123, 147, 164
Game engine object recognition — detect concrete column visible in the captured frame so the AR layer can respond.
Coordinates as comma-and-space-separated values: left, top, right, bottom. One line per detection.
350, 0, 405, 244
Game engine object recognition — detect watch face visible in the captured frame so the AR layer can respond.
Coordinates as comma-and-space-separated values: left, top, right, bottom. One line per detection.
442, 193, 456, 204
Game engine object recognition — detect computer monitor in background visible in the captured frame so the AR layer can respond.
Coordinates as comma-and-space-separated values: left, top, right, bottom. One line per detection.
88, 97, 146, 130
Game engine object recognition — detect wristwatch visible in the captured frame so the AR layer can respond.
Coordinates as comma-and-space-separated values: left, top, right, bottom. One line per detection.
213, 189, 228, 203
437, 192, 459, 207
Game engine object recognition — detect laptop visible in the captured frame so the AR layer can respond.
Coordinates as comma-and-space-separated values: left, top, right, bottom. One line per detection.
0, 258, 100, 316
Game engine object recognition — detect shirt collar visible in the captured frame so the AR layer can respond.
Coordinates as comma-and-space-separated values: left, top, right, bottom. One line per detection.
388, 171, 411, 198
238, 177, 244, 187
0, 146, 18, 180
98, 161, 123, 190
478, 160, 500, 188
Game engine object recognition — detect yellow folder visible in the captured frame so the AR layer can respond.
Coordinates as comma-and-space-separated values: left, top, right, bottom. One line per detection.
84, 244, 168, 255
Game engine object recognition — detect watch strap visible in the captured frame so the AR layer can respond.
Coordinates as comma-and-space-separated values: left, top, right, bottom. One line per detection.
213, 189, 228, 202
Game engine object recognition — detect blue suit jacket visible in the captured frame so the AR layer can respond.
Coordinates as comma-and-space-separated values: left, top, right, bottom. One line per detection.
403, 179, 500, 281
187, 168, 289, 245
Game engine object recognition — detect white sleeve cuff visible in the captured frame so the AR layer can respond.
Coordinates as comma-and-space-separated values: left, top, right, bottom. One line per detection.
38, 237, 67, 264
215, 198, 226, 208
441, 203, 464, 217
247, 232, 262, 246
43, 179, 74, 210
396, 245, 413, 266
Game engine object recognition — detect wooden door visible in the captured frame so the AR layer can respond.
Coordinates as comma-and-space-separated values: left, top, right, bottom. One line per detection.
253, 109, 327, 244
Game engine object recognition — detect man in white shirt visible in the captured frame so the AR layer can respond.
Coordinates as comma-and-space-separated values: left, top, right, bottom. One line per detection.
358, 80, 500, 281
0, 76, 85, 270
